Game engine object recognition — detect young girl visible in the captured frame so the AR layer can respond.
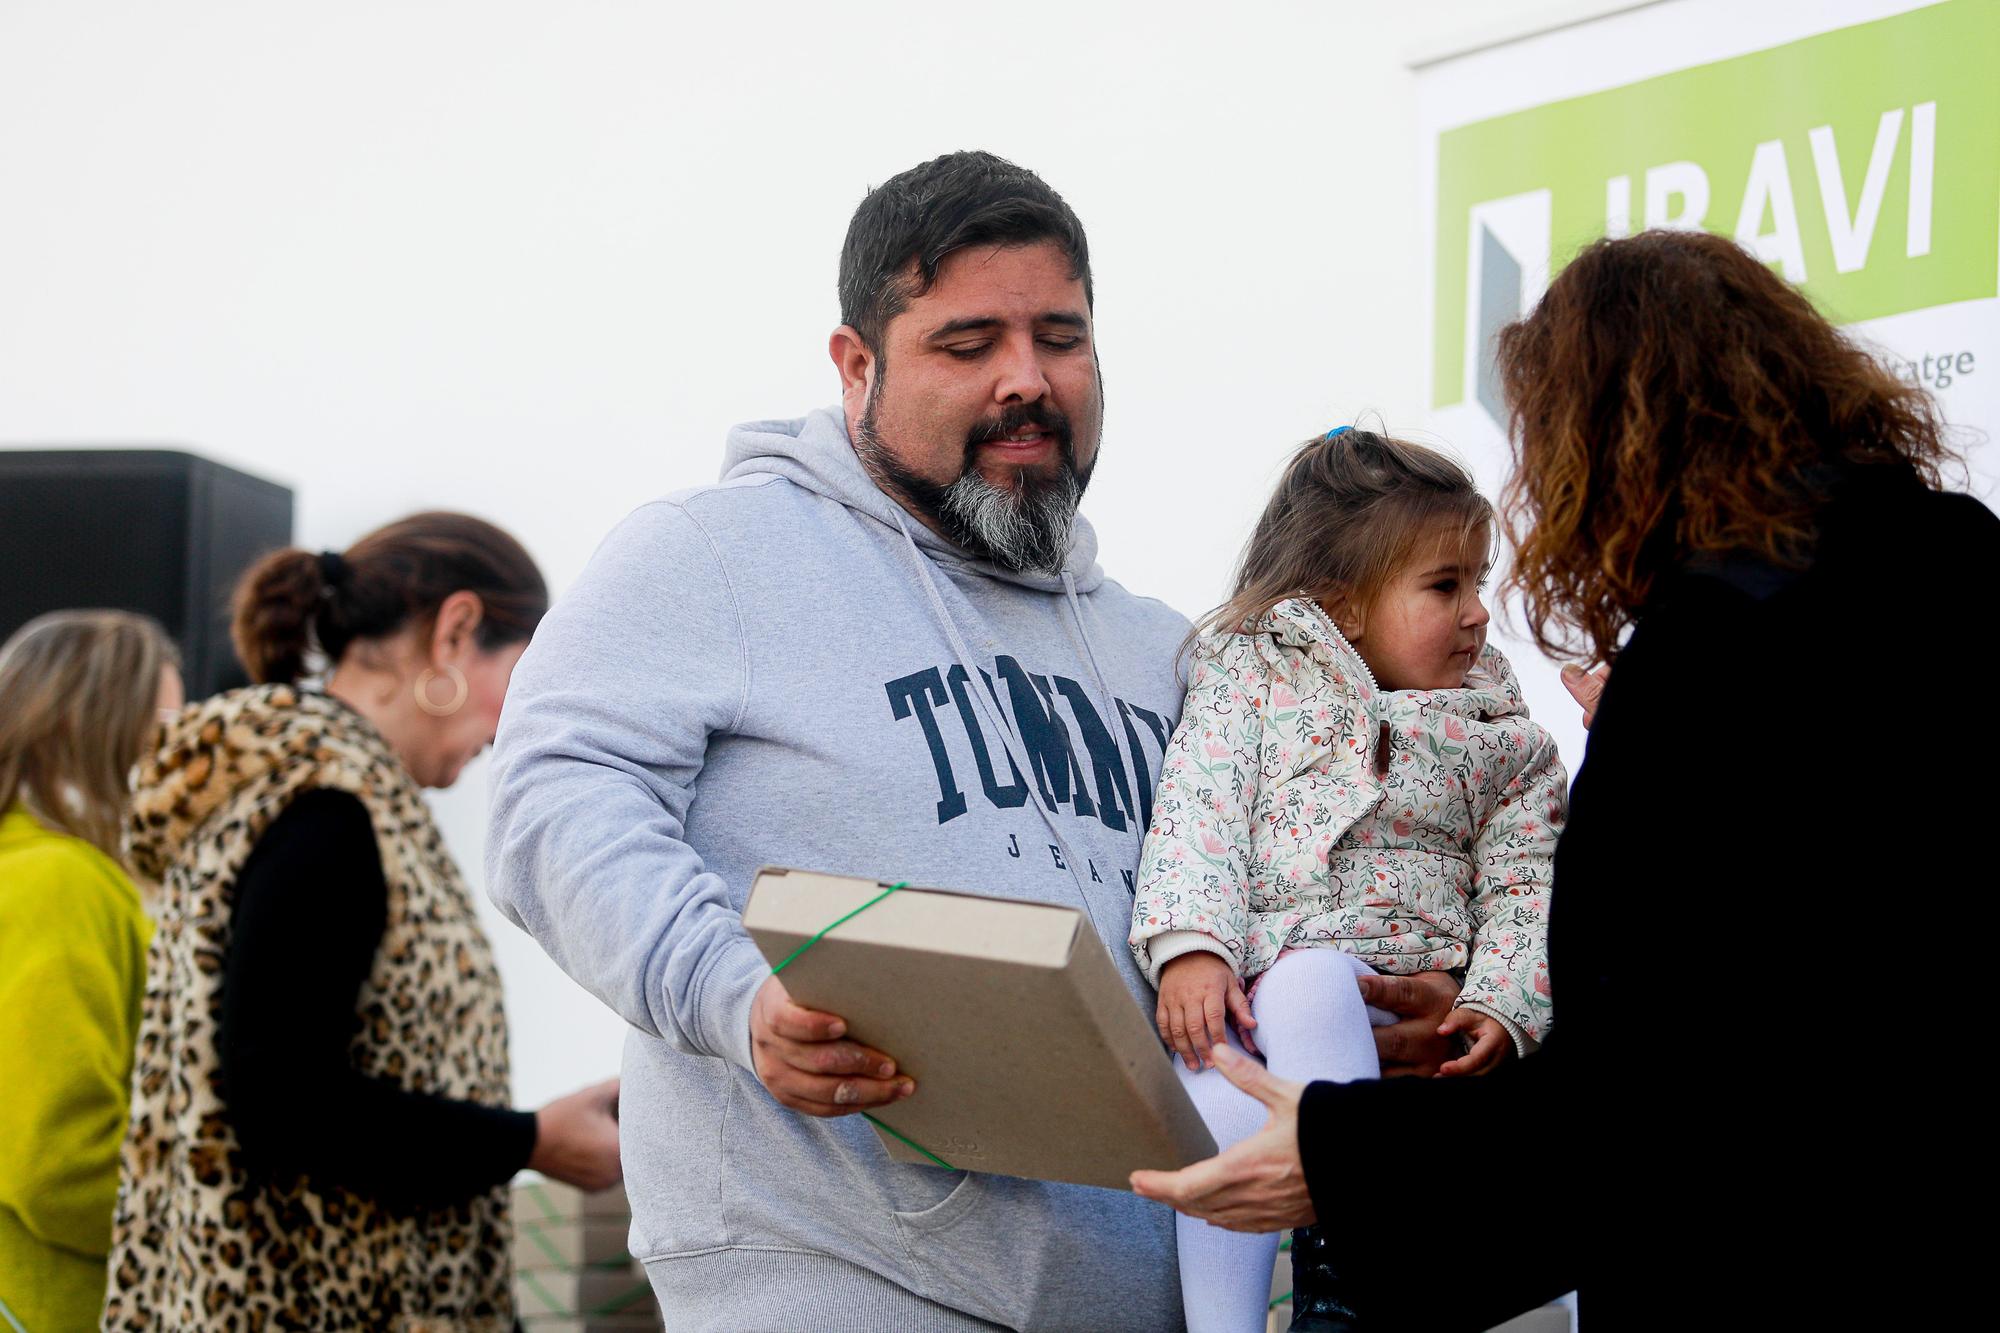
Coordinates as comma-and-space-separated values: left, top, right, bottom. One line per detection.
1130, 428, 1565, 1333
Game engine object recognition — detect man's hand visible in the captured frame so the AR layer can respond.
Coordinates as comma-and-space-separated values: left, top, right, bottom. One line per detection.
1157, 951, 1256, 1071
1435, 1009, 1512, 1078
750, 975, 914, 1116
1561, 663, 1611, 729
1356, 971, 1461, 1077
1130, 1044, 1313, 1232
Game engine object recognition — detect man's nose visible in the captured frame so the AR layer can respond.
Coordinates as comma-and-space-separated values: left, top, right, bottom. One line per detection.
993, 335, 1050, 403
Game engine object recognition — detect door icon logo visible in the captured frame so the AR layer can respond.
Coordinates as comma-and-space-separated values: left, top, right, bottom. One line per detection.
1463, 190, 1551, 426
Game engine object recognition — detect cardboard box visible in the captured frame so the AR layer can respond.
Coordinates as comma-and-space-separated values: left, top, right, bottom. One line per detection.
515, 1177, 632, 1224
514, 1266, 659, 1319
520, 1319, 662, 1333
513, 1215, 634, 1271
742, 867, 1216, 1192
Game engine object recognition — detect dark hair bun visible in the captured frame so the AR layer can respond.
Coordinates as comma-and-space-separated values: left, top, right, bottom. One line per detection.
229, 513, 547, 686
230, 548, 327, 685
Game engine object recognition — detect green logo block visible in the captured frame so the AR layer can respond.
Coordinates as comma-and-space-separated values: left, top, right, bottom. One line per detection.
1432, 0, 2000, 413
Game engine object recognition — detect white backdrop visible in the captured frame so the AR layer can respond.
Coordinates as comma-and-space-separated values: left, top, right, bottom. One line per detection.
8, 0, 1967, 1106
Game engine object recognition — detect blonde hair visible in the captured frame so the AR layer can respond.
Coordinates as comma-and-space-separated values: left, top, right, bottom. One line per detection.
1196, 429, 1494, 644
0, 610, 180, 865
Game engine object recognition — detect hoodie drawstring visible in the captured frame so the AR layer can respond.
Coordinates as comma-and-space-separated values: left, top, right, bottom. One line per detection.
1059, 571, 1143, 848
892, 517, 1126, 964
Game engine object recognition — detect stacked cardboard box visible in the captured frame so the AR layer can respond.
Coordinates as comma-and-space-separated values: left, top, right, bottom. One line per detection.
512, 1178, 662, 1333
1266, 1233, 1291, 1333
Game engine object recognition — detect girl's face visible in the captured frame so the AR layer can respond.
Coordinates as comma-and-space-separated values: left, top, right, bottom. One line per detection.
1346, 527, 1493, 692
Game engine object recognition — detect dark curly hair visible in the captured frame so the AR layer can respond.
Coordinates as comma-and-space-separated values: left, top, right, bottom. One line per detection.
1496, 228, 1955, 665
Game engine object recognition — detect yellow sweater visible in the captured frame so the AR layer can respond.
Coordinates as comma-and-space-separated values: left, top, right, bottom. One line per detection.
0, 805, 151, 1333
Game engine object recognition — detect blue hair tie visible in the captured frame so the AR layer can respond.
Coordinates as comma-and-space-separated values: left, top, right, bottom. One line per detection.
1322, 425, 1353, 441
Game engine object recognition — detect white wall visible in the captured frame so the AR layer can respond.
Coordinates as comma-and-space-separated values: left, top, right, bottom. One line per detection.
0, 0, 1635, 1105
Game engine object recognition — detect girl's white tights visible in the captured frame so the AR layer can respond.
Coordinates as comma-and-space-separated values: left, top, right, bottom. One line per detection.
1173, 950, 1388, 1333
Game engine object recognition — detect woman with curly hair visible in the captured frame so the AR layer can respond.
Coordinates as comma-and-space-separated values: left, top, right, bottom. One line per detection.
1132, 229, 1998, 1329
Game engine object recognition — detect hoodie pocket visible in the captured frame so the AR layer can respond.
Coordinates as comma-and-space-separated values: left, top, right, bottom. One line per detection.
891, 1172, 1028, 1329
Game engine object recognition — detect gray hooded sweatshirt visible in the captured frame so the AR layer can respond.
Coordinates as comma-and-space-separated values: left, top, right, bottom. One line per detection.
487, 407, 1191, 1330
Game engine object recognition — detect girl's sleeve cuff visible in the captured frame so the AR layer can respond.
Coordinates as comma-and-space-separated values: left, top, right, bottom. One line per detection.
1452, 1000, 1538, 1058
1139, 930, 1235, 989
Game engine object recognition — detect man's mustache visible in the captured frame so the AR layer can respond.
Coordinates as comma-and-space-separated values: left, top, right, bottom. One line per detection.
963, 402, 1074, 459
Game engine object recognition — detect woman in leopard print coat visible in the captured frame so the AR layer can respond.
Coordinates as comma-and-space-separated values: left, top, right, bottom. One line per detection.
103, 514, 622, 1332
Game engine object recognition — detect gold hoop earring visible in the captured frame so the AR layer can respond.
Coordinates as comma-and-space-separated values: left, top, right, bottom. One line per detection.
414, 665, 468, 717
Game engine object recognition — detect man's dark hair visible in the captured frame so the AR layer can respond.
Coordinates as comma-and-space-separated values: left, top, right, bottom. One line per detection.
838, 151, 1092, 350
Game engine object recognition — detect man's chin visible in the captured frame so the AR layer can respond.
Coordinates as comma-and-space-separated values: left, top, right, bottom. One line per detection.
970, 466, 1052, 495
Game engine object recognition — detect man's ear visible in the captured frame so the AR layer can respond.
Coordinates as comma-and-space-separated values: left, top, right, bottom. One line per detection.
829, 326, 875, 425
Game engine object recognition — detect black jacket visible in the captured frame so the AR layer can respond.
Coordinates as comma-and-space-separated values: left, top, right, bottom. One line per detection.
1297, 468, 1998, 1329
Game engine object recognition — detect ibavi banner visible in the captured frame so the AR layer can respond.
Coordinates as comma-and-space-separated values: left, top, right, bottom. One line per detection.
1417, 0, 1999, 769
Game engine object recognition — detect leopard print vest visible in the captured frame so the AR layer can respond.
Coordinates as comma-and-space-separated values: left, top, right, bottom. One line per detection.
104, 685, 515, 1331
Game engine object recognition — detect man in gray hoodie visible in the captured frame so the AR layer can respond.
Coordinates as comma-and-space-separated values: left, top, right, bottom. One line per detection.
487, 151, 1196, 1330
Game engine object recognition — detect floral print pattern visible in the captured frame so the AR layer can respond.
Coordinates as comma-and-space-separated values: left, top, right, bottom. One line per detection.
1129, 598, 1565, 1046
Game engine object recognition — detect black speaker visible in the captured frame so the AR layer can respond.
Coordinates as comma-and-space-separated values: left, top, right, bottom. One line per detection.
0, 449, 295, 700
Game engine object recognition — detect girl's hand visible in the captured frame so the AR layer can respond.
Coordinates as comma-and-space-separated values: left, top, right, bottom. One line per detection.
1435, 1009, 1512, 1077
1157, 951, 1255, 1071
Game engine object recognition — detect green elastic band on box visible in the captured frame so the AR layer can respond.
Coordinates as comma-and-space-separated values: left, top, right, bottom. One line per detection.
526, 1180, 559, 1222
519, 1268, 565, 1315
861, 1111, 956, 1170
525, 1223, 567, 1269
591, 1280, 657, 1316
767, 881, 956, 1171
770, 882, 909, 973
520, 1215, 629, 1272
1268, 1234, 1295, 1306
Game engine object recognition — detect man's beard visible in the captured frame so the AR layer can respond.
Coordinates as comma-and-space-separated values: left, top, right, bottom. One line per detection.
854, 381, 1094, 577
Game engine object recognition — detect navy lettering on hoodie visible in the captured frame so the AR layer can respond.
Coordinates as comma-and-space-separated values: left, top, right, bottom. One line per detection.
1000, 657, 1096, 821
884, 657, 1168, 833
945, 665, 1030, 810
883, 668, 969, 824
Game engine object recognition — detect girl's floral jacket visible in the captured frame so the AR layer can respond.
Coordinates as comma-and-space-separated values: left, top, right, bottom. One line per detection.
1128, 598, 1566, 1051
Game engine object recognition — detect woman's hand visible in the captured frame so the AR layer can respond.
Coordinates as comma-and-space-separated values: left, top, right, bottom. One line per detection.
1561, 663, 1611, 729
530, 1077, 624, 1191
1436, 1010, 1512, 1077
1130, 1044, 1313, 1231
1157, 951, 1255, 1070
